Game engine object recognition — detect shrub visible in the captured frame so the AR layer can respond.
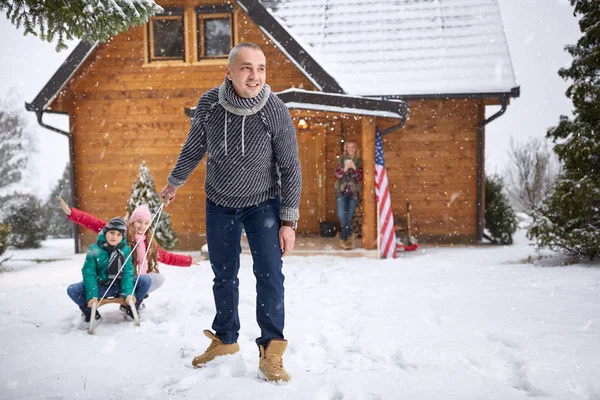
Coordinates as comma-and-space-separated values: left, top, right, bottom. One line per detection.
485, 174, 517, 245
3, 195, 48, 249
0, 223, 10, 256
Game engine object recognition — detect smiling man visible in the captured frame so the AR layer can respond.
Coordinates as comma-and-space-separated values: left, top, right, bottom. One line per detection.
160, 42, 301, 382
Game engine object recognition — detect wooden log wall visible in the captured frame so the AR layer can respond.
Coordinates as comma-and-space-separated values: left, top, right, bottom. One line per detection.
376, 98, 483, 243
50, 0, 317, 250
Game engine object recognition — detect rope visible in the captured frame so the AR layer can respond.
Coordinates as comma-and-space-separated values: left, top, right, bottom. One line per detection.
97, 203, 164, 306
131, 203, 164, 296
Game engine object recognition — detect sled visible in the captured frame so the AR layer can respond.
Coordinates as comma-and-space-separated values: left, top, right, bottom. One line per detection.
395, 202, 419, 253
397, 242, 419, 252
87, 296, 140, 335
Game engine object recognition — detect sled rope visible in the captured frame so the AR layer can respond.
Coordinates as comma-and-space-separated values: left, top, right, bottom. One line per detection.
131, 203, 164, 295
97, 203, 164, 305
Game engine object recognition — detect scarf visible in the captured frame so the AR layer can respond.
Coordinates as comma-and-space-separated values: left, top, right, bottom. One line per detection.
218, 78, 270, 115
99, 241, 125, 282
134, 233, 149, 275
217, 79, 271, 156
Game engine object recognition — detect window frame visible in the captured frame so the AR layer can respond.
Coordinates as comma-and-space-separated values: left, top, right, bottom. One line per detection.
144, 5, 236, 67
147, 8, 186, 63
197, 12, 233, 60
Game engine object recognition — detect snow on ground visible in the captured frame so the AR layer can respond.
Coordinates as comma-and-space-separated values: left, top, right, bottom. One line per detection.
1, 230, 599, 400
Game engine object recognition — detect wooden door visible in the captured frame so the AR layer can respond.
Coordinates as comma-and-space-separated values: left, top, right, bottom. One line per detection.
297, 125, 327, 233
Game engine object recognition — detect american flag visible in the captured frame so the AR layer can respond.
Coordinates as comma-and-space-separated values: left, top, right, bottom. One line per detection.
375, 128, 397, 258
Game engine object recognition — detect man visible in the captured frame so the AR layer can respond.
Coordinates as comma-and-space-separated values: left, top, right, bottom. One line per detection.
160, 42, 301, 382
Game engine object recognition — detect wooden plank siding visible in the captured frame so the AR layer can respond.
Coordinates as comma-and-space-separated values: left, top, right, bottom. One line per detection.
52, 0, 317, 249
376, 99, 483, 243
289, 98, 483, 247
49, 0, 485, 250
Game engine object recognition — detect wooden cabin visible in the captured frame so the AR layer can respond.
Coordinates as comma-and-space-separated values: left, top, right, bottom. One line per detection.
27, 0, 518, 251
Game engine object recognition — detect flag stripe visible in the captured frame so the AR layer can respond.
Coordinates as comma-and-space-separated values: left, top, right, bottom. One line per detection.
375, 128, 396, 259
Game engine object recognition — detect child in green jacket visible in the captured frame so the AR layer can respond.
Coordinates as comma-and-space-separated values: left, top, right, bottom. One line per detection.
67, 217, 151, 322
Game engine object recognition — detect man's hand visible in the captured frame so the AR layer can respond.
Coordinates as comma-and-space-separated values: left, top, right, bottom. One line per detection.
126, 295, 137, 305
58, 197, 71, 216
279, 226, 295, 257
160, 184, 178, 206
87, 298, 98, 308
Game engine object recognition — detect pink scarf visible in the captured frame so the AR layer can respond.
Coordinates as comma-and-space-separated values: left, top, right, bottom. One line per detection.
134, 233, 149, 275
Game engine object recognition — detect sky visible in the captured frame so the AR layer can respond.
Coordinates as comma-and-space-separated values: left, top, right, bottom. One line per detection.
0, 0, 582, 199
1, 229, 599, 399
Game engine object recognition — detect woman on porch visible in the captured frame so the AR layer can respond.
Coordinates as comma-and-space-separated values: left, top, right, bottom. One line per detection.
334, 141, 362, 250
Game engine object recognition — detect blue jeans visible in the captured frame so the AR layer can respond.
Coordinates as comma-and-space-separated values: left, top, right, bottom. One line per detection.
67, 275, 151, 317
336, 193, 358, 240
206, 196, 285, 348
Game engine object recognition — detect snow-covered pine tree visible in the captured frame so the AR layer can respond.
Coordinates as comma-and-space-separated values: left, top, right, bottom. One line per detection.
3, 194, 48, 249
0, 0, 163, 51
44, 163, 73, 238
0, 99, 34, 197
528, 0, 600, 260
485, 174, 517, 245
126, 161, 177, 250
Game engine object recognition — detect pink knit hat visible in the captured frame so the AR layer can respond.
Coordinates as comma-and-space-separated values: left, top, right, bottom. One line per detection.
128, 204, 152, 224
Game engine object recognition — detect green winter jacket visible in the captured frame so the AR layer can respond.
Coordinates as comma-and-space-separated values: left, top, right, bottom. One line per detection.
81, 232, 134, 301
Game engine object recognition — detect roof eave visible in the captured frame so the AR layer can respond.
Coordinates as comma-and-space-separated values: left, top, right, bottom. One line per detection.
277, 89, 407, 119
370, 86, 521, 101
184, 89, 408, 120
25, 41, 98, 113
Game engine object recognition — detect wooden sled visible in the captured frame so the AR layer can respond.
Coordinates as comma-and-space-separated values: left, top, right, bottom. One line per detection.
87, 297, 140, 335
395, 202, 419, 253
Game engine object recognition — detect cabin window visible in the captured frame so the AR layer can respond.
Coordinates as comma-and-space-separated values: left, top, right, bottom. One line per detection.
148, 8, 185, 62
196, 6, 233, 60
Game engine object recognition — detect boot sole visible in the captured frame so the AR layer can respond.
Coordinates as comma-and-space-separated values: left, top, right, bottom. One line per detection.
256, 368, 290, 384
191, 350, 240, 368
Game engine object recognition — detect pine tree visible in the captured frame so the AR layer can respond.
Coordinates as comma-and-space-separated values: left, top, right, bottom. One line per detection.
528, 1, 600, 260
126, 161, 177, 250
485, 174, 517, 245
2, 194, 48, 249
0, 101, 33, 196
44, 164, 73, 238
0, 0, 163, 51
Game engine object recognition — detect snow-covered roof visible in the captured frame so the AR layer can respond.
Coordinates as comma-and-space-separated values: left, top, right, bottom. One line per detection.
27, 0, 518, 114
264, 0, 517, 97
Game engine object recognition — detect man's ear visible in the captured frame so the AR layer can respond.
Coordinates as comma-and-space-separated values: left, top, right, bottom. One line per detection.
225, 65, 232, 81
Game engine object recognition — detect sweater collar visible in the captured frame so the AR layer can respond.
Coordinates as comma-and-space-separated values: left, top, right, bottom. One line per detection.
218, 78, 270, 116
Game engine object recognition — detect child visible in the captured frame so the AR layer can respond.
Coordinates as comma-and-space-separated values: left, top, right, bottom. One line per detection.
127, 204, 163, 292
66, 217, 151, 322
59, 198, 204, 294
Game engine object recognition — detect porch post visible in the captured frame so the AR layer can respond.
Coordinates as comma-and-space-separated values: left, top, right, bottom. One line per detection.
361, 117, 377, 250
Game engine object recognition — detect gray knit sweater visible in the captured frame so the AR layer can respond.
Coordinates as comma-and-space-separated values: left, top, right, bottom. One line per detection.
168, 79, 302, 221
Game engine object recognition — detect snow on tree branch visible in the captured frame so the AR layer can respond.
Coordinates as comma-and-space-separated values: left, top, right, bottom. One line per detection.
0, 0, 163, 51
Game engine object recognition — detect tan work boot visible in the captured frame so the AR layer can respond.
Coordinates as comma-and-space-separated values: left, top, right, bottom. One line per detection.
340, 239, 349, 250
345, 234, 354, 250
191, 330, 240, 368
259, 339, 290, 382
